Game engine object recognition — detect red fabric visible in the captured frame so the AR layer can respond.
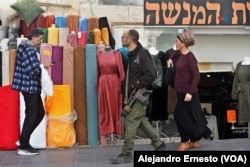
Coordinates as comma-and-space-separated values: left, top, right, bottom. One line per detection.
0, 85, 20, 150
96, 50, 125, 136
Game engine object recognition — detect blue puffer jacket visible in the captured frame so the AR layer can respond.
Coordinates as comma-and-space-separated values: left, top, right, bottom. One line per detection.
12, 40, 41, 93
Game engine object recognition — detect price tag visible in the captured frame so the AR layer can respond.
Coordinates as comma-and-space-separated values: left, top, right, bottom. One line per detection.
227, 110, 236, 123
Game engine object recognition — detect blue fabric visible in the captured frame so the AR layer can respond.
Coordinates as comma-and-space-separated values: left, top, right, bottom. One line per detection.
79, 17, 88, 31
55, 16, 67, 28
86, 44, 99, 145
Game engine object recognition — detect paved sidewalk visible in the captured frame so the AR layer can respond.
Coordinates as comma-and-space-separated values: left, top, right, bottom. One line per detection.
0, 138, 249, 167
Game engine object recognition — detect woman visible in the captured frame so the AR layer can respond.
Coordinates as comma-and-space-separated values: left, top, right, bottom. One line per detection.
167, 28, 211, 151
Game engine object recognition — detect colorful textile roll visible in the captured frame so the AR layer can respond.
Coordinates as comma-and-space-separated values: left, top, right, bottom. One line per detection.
77, 31, 87, 47
0, 52, 2, 86
0, 85, 19, 150
48, 25, 59, 46
59, 28, 69, 47
52, 46, 63, 84
45, 15, 55, 28
101, 27, 110, 46
1, 51, 9, 86
37, 28, 48, 43
85, 44, 99, 145
40, 43, 53, 76
74, 46, 87, 145
99, 17, 116, 49
55, 16, 67, 28
88, 17, 99, 31
67, 15, 80, 32
63, 43, 74, 110
87, 31, 94, 44
20, 20, 36, 38
8, 27, 20, 41
93, 28, 102, 45
79, 17, 88, 31
46, 111, 76, 148
46, 85, 72, 117
9, 49, 16, 84
67, 32, 78, 47
0, 26, 9, 41
20, 93, 47, 149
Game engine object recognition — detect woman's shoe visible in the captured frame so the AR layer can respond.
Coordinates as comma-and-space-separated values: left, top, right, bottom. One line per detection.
190, 141, 200, 148
176, 142, 190, 151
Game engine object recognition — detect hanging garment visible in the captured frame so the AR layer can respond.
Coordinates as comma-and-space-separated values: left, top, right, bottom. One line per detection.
231, 62, 250, 123
96, 50, 125, 136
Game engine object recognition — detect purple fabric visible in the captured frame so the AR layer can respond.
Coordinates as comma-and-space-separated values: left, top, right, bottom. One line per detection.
52, 46, 63, 84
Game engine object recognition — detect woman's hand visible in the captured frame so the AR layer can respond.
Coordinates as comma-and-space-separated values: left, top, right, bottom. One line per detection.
184, 93, 192, 102
167, 59, 173, 68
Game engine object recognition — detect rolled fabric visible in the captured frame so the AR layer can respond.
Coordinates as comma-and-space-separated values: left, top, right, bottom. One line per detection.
101, 27, 110, 46
52, 46, 63, 84
37, 28, 48, 43
93, 28, 102, 45
55, 16, 67, 28
48, 25, 59, 46
0, 38, 9, 51
0, 85, 19, 150
59, 28, 69, 47
8, 27, 20, 41
0, 26, 9, 41
20, 20, 36, 38
0, 52, 2, 86
85, 44, 99, 145
87, 31, 94, 44
67, 15, 80, 32
46, 85, 72, 116
77, 31, 87, 47
88, 17, 99, 31
45, 15, 55, 28
40, 43, 53, 76
63, 43, 74, 110
79, 17, 88, 31
9, 49, 16, 84
74, 46, 87, 145
99, 17, 116, 49
67, 32, 78, 47
1, 51, 9, 86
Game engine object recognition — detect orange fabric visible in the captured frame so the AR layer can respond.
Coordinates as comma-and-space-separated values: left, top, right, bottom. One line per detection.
93, 28, 102, 45
46, 118, 76, 148
97, 50, 125, 136
45, 15, 55, 28
46, 85, 71, 116
9, 49, 16, 84
67, 15, 80, 32
88, 17, 99, 31
101, 27, 109, 46
73, 46, 87, 145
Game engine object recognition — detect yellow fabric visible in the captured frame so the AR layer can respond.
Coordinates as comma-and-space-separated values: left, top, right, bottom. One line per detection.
48, 26, 59, 46
46, 85, 71, 116
101, 27, 109, 46
93, 28, 102, 45
46, 118, 76, 148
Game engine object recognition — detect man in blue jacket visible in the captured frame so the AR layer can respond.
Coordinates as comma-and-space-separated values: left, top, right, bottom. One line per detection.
12, 29, 52, 155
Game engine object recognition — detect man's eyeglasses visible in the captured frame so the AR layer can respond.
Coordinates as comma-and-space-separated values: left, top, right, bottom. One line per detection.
121, 36, 129, 39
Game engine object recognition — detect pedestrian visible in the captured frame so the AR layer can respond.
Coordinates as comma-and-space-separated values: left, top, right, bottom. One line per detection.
110, 29, 167, 164
167, 28, 211, 151
12, 29, 52, 155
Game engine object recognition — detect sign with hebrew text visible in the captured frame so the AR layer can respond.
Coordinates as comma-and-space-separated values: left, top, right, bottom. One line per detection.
144, 0, 250, 26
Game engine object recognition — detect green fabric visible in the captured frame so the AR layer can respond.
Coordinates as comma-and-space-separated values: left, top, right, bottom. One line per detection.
10, 0, 45, 26
8, 41, 17, 50
37, 28, 48, 43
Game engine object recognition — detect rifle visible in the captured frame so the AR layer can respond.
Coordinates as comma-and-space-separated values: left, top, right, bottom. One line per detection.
121, 88, 153, 117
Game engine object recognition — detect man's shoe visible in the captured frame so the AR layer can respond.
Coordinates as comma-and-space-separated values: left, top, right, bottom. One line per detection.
110, 154, 132, 164
155, 142, 167, 151
17, 147, 39, 156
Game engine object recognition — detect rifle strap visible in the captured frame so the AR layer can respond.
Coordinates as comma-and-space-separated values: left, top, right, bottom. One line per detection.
124, 63, 129, 104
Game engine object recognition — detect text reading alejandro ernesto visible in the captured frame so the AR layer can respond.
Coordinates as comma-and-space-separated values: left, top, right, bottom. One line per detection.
134, 151, 249, 166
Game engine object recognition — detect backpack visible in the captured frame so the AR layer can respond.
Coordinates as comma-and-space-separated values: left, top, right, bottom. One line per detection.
137, 48, 163, 89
